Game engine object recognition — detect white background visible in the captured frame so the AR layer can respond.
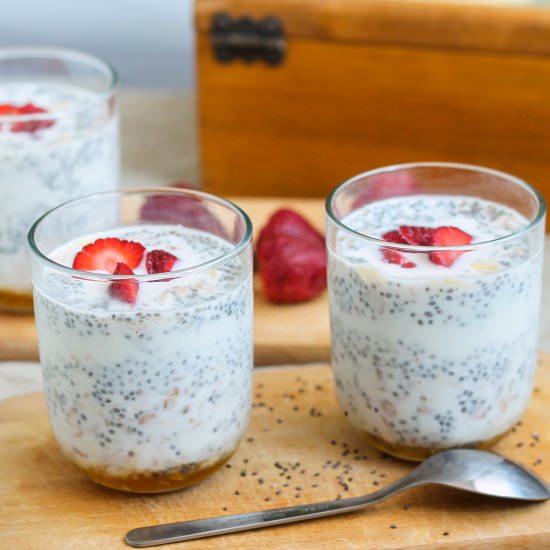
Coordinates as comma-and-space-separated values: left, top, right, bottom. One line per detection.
0, 0, 195, 88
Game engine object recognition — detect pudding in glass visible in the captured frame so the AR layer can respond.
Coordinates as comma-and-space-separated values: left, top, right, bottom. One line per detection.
29, 189, 254, 492
326, 163, 545, 460
0, 48, 119, 312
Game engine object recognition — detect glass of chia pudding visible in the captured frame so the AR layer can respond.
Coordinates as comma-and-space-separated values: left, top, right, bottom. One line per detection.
28, 188, 254, 493
326, 162, 545, 461
0, 47, 119, 313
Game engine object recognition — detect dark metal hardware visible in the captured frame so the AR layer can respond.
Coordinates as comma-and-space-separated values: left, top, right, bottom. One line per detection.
211, 12, 286, 66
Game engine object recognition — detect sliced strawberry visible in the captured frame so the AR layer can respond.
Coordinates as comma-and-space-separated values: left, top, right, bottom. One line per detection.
11, 103, 54, 132
429, 226, 473, 267
0, 104, 18, 131
381, 229, 415, 268
108, 262, 138, 304
146, 249, 178, 274
382, 230, 407, 244
72, 238, 145, 273
0, 103, 18, 115
381, 248, 416, 268
398, 226, 434, 246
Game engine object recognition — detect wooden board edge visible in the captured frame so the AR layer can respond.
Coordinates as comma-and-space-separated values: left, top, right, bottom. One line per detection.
254, 343, 330, 366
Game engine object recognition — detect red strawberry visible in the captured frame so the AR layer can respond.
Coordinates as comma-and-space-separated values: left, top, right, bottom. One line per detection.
140, 183, 228, 239
256, 208, 324, 263
380, 229, 415, 268
11, 103, 55, 132
0, 103, 18, 131
381, 248, 416, 268
382, 230, 407, 244
398, 226, 434, 246
256, 209, 326, 303
0, 103, 18, 115
146, 249, 178, 274
72, 238, 145, 273
259, 233, 327, 303
352, 171, 418, 209
108, 262, 138, 305
429, 226, 473, 267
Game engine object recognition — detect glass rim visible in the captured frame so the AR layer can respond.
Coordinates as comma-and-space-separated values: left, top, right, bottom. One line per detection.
27, 187, 254, 282
0, 46, 118, 123
325, 161, 547, 251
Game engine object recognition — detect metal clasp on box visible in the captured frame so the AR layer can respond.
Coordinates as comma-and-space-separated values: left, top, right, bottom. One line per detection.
211, 13, 286, 66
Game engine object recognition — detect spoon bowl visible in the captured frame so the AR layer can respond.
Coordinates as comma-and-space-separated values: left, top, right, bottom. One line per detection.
400, 449, 549, 501
125, 449, 549, 547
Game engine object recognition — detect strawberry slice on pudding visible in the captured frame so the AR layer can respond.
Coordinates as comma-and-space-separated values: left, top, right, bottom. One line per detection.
145, 250, 178, 274
0, 102, 55, 132
398, 226, 435, 246
72, 238, 145, 273
72, 237, 145, 303
429, 226, 473, 267
379, 225, 472, 268
380, 229, 416, 268
108, 262, 139, 305
0, 104, 19, 115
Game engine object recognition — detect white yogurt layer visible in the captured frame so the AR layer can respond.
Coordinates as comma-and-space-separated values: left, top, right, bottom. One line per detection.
34, 224, 253, 478
0, 82, 119, 294
328, 195, 542, 451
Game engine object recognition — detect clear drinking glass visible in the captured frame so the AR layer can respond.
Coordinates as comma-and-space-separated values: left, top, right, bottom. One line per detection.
326, 162, 545, 460
0, 47, 119, 313
28, 188, 254, 493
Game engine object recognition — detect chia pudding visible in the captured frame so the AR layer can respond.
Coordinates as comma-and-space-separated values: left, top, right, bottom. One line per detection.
0, 80, 118, 311
32, 223, 253, 492
327, 193, 544, 460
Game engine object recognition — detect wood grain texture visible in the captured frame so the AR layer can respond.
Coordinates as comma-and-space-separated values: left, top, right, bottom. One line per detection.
0, 198, 330, 365
0, 359, 548, 549
196, 0, 550, 55
0, 313, 37, 361
196, 3, 550, 201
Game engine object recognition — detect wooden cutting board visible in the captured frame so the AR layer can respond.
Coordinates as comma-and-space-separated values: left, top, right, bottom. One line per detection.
1, 359, 549, 549
0, 197, 330, 366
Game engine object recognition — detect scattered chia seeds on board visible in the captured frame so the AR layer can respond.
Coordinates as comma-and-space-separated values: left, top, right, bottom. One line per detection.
110, 364, 546, 545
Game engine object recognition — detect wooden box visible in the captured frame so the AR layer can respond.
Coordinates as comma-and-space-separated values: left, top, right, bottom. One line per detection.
195, 0, 550, 199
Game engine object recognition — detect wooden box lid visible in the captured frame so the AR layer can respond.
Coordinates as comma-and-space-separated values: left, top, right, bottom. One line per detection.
195, 0, 550, 56
195, 0, 550, 202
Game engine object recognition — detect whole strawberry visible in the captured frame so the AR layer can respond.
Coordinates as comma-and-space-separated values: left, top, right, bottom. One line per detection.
256, 208, 324, 261
257, 209, 326, 303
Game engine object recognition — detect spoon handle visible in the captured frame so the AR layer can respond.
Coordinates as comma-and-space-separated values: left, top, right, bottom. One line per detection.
125, 477, 416, 547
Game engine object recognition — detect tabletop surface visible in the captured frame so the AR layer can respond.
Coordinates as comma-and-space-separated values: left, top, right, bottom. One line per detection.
1, 361, 548, 549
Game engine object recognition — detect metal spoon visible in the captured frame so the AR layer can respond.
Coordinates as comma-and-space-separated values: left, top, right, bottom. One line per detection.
125, 449, 549, 547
